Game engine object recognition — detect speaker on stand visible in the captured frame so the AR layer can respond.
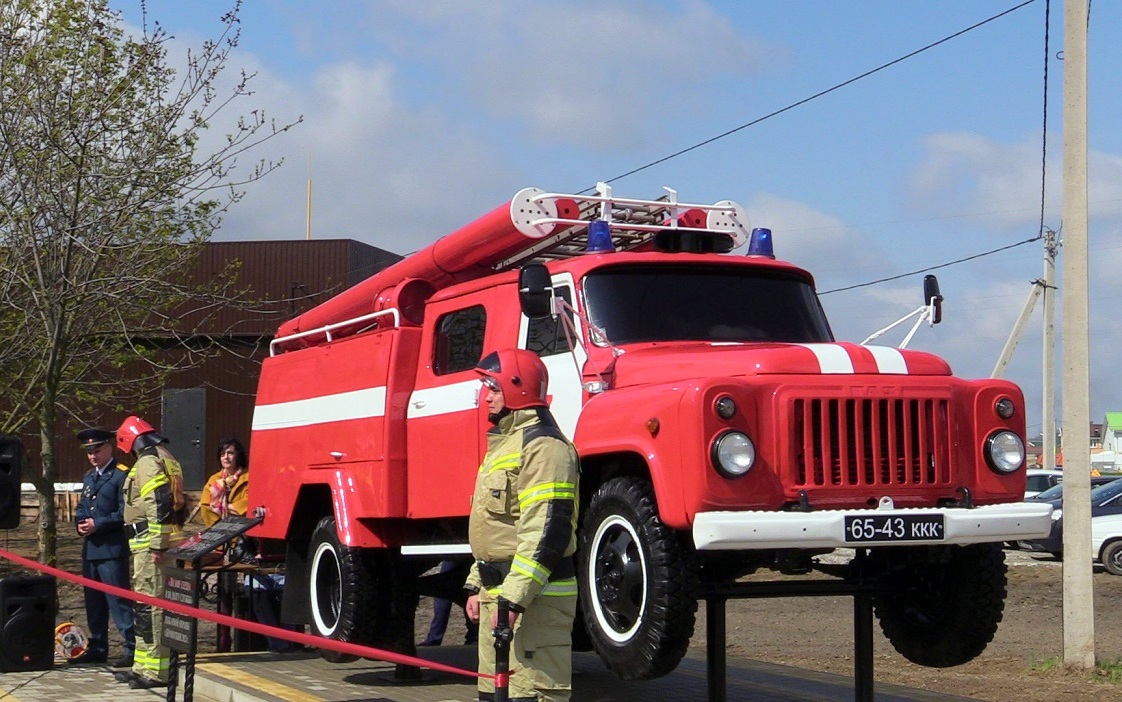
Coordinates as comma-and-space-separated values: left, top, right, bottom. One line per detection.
0, 435, 22, 530
0, 575, 56, 672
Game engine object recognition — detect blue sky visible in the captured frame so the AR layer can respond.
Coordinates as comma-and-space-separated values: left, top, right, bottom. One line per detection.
109, 0, 1122, 439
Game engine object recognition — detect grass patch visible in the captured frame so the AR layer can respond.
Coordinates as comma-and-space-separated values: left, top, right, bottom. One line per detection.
1096, 659, 1122, 684
1034, 656, 1122, 683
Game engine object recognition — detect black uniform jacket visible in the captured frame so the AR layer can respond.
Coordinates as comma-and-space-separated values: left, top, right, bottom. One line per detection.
75, 461, 130, 561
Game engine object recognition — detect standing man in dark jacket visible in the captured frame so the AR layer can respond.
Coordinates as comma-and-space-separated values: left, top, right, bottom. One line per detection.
71, 428, 135, 667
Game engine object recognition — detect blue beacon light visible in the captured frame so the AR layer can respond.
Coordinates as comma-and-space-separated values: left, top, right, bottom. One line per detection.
586, 219, 615, 253
747, 227, 774, 258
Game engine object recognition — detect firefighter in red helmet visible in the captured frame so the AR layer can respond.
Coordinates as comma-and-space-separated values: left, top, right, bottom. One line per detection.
114, 415, 185, 690
465, 349, 580, 702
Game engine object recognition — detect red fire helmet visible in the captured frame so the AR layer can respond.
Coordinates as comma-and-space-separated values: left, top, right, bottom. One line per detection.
475, 349, 549, 410
116, 415, 156, 454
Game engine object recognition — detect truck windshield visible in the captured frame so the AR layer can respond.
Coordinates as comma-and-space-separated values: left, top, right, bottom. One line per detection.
582, 264, 833, 345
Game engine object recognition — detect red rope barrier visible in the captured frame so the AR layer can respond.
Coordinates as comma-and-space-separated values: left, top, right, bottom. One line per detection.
0, 547, 489, 681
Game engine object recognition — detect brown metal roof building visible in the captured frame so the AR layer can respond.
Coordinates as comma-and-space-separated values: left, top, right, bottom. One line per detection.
57, 239, 400, 488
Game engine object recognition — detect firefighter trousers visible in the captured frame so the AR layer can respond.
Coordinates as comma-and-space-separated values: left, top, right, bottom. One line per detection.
131, 550, 171, 683
477, 592, 576, 702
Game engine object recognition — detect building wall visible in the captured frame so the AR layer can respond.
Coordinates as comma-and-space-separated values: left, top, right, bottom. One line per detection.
50, 239, 400, 485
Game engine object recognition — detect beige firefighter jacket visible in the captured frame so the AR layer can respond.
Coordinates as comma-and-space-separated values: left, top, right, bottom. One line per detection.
467, 407, 579, 610
124, 445, 185, 552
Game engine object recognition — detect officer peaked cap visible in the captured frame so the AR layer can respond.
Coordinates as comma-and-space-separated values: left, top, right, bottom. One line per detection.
77, 428, 115, 450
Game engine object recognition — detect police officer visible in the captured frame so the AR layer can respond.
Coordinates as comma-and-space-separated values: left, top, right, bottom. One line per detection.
70, 428, 135, 667
114, 415, 185, 689
465, 349, 579, 702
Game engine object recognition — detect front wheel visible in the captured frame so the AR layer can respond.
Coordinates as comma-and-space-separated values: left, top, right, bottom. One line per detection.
578, 476, 698, 680
872, 543, 1007, 668
1102, 541, 1122, 576
307, 516, 380, 662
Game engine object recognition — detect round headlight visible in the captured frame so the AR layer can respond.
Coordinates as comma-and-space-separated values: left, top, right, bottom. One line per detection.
712, 431, 755, 478
994, 397, 1016, 419
715, 395, 737, 420
985, 430, 1025, 473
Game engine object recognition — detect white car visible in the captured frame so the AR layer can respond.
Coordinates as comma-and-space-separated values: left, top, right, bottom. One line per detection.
1024, 469, 1064, 499
1092, 512, 1122, 575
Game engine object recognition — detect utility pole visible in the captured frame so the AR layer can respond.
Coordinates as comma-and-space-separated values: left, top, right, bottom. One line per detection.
989, 232, 1057, 470
1061, 0, 1094, 669
1042, 230, 1057, 470
991, 276, 1046, 380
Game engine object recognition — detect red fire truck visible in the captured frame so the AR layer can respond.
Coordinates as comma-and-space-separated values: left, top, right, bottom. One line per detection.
246, 184, 1052, 679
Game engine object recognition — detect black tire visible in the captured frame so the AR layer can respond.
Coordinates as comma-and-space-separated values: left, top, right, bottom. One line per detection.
1102, 541, 1122, 576
578, 476, 698, 680
872, 543, 1007, 668
307, 516, 380, 663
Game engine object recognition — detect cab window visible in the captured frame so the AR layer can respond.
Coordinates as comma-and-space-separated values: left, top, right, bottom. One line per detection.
525, 286, 574, 358
433, 305, 486, 375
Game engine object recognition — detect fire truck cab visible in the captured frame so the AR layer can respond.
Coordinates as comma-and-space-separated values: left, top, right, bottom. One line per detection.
247, 184, 1052, 679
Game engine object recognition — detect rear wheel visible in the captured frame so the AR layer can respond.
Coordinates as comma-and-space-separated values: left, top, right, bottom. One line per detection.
308, 516, 379, 662
578, 476, 698, 680
872, 543, 1006, 668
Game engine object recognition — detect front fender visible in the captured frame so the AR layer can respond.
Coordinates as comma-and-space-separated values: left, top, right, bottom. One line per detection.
574, 385, 694, 529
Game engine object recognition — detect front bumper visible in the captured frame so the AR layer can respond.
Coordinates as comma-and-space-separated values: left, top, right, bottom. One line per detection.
692, 501, 1054, 550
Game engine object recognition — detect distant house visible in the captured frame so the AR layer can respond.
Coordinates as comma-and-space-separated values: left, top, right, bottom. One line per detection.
1098, 413, 1122, 472
1101, 414, 1122, 452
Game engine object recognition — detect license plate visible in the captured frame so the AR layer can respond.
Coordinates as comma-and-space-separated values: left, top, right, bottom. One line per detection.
844, 514, 945, 543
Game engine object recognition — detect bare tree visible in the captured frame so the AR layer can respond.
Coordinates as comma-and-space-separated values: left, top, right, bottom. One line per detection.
0, 0, 300, 563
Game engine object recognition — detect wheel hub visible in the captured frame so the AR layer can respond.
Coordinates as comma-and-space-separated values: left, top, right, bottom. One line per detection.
591, 520, 645, 634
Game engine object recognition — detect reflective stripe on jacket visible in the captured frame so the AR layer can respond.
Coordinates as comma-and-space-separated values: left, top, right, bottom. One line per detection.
124, 449, 183, 551
467, 407, 579, 609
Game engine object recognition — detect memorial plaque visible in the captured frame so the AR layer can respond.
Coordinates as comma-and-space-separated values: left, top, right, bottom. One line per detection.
161, 567, 195, 652
167, 514, 262, 563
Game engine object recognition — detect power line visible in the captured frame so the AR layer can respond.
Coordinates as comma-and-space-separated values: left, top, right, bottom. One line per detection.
592, 0, 1037, 190
582, 1, 1051, 296
819, 235, 1041, 294
1037, 0, 1052, 238
824, 0, 1052, 295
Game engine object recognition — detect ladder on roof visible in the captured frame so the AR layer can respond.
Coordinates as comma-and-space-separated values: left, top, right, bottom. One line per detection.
494, 182, 749, 271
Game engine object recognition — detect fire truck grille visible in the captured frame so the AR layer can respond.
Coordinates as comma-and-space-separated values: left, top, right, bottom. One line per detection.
793, 397, 951, 488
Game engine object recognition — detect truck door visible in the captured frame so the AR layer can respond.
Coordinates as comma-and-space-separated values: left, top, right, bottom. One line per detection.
521, 274, 585, 439
406, 301, 489, 518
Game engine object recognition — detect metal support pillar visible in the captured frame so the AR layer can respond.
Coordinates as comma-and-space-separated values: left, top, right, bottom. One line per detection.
701, 576, 884, 702
853, 593, 874, 702
705, 598, 727, 702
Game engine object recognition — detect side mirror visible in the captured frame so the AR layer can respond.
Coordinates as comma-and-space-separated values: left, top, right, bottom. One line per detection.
519, 263, 553, 319
924, 275, 943, 325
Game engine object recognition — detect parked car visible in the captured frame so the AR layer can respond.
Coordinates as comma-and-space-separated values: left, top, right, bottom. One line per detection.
1027, 474, 1120, 502
1092, 512, 1122, 575
1021, 477, 1122, 573
1024, 468, 1065, 499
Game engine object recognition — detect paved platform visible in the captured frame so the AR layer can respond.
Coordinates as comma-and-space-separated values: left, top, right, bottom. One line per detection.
1, 647, 978, 702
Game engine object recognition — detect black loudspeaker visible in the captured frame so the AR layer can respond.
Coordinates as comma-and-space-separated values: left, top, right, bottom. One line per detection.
0, 436, 22, 530
0, 576, 56, 672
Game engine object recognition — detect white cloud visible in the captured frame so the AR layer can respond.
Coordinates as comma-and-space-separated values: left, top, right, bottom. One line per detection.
181, 49, 512, 252
909, 132, 1122, 232
746, 192, 879, 279
360, 1, 779, 150
908, 133, 1047, 231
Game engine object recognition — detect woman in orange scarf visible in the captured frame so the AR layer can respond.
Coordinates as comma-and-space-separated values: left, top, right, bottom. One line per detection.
200, 438, 249, 526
